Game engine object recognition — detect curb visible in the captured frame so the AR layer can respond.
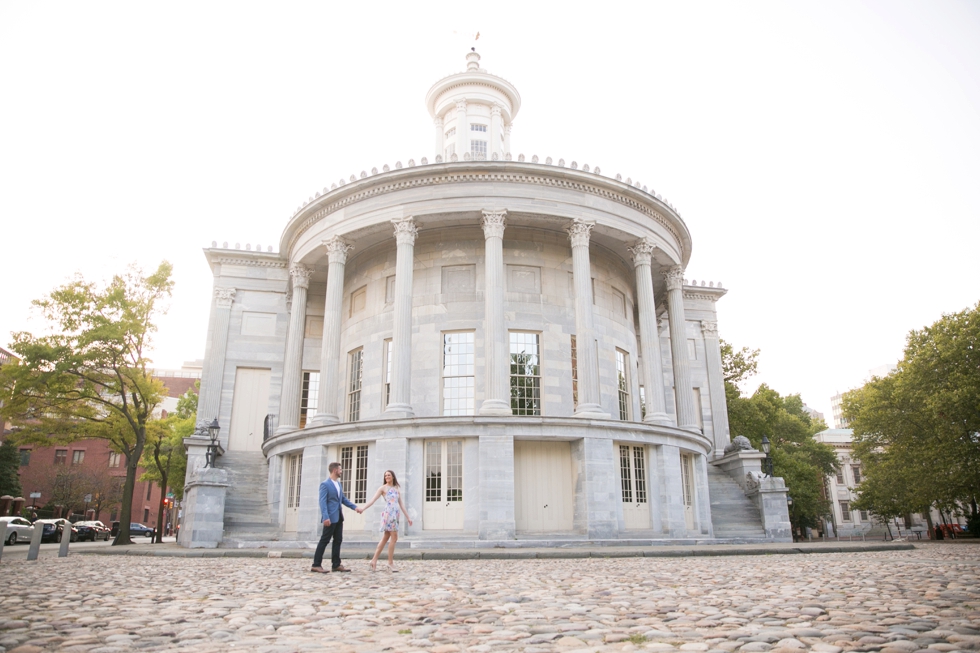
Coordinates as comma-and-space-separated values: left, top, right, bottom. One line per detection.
73, 542, 916, 559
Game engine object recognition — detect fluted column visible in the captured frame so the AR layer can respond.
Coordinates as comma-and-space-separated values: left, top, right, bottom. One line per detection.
309, 237, 352, 427
490, 105, 503, 158
664, 266, 699, 431
568, 220, 610, 418
276, 264, 313, 434
433, 116, 444, 159
479, 210, 512, 416
701, 321, 731, 457
455, 100, 467, 157
504, 124, 512, 154
384, 217, 417, 418
197, 287, 235, 427
629, 238, 670, 425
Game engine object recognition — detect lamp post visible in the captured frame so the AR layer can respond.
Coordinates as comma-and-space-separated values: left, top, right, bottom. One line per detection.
761, 435, 774, 477
203, 418, 221, 468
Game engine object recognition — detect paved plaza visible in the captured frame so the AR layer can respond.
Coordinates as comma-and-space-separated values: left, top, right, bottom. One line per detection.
1, 543, 978, 653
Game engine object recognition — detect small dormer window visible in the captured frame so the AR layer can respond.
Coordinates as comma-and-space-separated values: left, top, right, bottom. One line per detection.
471, 124, 487, 132
445, 128, 456, 139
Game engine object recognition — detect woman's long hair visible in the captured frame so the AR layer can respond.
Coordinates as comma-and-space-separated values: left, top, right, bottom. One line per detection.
383, 469, 400, 487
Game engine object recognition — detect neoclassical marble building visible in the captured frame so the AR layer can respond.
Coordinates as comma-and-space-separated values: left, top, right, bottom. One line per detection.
182, 51, 790, 547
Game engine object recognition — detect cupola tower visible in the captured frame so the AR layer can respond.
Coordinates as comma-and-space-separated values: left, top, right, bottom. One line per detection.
425, 49, 521, 160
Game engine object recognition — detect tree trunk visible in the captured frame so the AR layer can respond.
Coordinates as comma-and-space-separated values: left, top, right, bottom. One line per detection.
154, 473, 168, 544
926, 511, 935, 539
112, 427, 146, 546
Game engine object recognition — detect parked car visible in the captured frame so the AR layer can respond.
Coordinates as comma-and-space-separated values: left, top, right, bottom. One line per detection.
129, 522, 155, 538
35, 518, 79, 543
74, 520, 111, 542
0, 516, 36, 545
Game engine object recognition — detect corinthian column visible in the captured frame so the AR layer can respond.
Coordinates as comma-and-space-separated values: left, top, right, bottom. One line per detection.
276, 264, 313, 434
568, 219, 610, 418
433, 116, 444, 159
308, 237, 352, 427
490, 105, 503, 158
628, 238, 670, 425
455, 100, 467, 156
701, 320, 731, 457
384, 217, 417, 418
664, 266, 699, 431
197, 287, 235, 426
479, 209, 512, 416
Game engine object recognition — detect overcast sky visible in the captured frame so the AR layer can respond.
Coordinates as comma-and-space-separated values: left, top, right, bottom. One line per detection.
2, 1, 978, 421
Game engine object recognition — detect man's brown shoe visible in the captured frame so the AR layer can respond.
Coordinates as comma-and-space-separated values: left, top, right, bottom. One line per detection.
310, 567, 329, 573
332, 565, 352, 572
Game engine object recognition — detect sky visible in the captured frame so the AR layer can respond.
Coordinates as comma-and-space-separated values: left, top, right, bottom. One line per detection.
1, 1, 978, 422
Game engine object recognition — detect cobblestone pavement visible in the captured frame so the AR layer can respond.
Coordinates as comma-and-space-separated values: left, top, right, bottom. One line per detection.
1, 543, 978, 653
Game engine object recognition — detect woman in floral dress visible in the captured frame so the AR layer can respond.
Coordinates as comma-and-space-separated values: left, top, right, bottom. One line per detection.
361, 470, 412, 571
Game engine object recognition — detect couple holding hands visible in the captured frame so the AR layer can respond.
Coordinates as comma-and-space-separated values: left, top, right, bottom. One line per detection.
310, 462, 412, 573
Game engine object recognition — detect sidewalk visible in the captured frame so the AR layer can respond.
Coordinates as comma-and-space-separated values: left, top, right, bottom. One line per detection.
73, 539, 919, 559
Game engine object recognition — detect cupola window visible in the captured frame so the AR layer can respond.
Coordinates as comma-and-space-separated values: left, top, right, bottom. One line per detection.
471, 124, 487, 132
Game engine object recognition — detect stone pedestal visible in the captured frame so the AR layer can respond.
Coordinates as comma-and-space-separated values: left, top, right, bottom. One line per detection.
184, 435, 224, 476
180, 467, 230, 549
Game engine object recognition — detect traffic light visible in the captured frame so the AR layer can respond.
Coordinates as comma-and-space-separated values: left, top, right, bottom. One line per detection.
163, 498, 170, 507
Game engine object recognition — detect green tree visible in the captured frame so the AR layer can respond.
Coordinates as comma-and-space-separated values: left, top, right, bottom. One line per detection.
844, 302, 980, 533
722, 341, 837, 534
0, 440, 23, 497
140, 385, 195, 542
0, 262, 174, 545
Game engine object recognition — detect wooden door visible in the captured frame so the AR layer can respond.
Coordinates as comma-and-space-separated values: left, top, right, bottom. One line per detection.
514, 440, 573, 533
284, 452, 302, 532
422, 440, 464, 530
228, 368, 271, 451
619, 444, 651, 530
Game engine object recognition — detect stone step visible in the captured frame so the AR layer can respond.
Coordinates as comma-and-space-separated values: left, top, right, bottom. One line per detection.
706, 464, 766, 536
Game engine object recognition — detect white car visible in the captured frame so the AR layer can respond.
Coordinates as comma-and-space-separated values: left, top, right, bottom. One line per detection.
0, 516, 36, 545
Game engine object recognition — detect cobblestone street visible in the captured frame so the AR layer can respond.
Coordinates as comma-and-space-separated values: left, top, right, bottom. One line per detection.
1, 543, 978, 653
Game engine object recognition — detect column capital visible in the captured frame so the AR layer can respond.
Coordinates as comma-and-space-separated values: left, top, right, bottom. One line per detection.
433, 116, 443, 126
481, 209, 507, 240
701, 321, 719, 338
323, 236, 353, 264
567, 219, 595, 248
628, 237, 657, 267
289, 264, 313, 290
664, 265, 685, 291
491, 104, 502, 117
391, 217, 418, 246
456, 99, 467, 112
214, 287, 236, 308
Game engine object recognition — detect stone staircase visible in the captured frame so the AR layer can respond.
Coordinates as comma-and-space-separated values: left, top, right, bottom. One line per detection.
218, 451, 280, 544
706, 463, 767, 540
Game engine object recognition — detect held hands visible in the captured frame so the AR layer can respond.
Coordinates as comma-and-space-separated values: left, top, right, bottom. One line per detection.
355, 507, 364, 514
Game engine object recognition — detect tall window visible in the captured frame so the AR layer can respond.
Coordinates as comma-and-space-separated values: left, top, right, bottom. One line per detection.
346, 348, 363, 422
510, 331, 541, 415
339, 444, 369, 503
442, 332, 475, 415
639, 386, 646, 420
471, 140, 487, 157
445, 143, 455, 157
54, 450, 67, 465
382, 339, 393, 409
108, 451, 121, 468
851, 465, 862, 484
286, 453, 303, 510
72, 450, 85, 465
836, 469, 845, 485
693, 388, 704, 430
570, 335, 578, 408
616, 349, 630, 420
19, 449, 30, 466
143, 508, 150, 523
300, 371, 320, 428
619, 445, 648, 505
840, 500, 851, 522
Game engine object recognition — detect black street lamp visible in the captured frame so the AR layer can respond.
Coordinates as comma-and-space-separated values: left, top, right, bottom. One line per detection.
203, 418, 221, 468
761, 435, 774, 477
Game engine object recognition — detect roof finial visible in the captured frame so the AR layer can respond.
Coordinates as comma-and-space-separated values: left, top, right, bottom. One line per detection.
466, 49, 481, 71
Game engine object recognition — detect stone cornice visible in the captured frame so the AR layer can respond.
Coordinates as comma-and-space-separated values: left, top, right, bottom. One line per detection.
282, 163, 689, 259
211, 255, 287, 269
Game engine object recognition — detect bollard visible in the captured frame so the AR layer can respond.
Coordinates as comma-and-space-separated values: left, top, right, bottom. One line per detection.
0, 521, 7, 563
58, 526, 71, 558
27, 522, 44, 561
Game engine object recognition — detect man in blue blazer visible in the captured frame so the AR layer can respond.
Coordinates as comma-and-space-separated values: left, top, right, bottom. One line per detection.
311, 461, 362, 573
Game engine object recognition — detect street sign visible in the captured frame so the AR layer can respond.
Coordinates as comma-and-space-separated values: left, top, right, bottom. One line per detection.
29, 492, 41, 499
84, 494, 92, 503
167, 493, 174, 498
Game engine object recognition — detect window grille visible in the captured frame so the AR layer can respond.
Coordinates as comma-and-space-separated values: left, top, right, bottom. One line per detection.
616, 349, 630, 420
510, 332, 541, 415
470, 124, 487, 132
300, 372, 320, 427
442, 332, 475, 415
346, 349, 363, 422
383, 339, 392, 409
471, 140, 487, 157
